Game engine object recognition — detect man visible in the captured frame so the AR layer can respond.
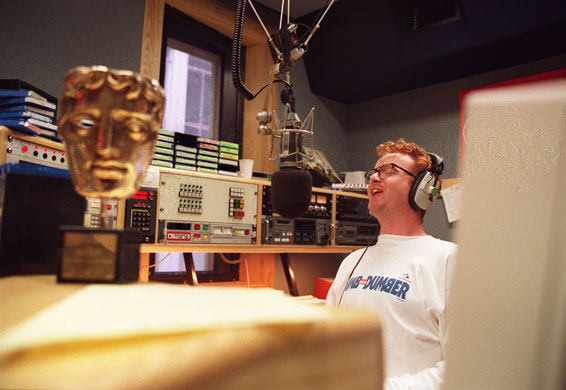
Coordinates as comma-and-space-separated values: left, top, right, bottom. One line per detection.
326, 138, 457, 389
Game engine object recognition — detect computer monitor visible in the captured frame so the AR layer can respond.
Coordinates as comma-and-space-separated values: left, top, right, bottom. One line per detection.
446, 71, 566, 389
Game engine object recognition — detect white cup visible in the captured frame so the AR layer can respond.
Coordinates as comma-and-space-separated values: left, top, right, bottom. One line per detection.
238, 159, 254, 179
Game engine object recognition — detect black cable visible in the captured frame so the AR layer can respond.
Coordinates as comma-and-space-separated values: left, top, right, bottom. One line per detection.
337, 231, 379, 306
232, 0, 254, 100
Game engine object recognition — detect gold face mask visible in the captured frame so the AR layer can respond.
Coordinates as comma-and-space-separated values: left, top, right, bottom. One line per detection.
59, 66, 165, 199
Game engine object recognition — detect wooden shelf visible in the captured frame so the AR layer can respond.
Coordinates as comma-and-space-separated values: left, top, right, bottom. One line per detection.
140, 243, 363, 254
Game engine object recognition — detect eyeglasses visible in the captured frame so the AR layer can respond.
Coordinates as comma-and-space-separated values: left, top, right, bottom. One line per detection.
364, 163, 416, 180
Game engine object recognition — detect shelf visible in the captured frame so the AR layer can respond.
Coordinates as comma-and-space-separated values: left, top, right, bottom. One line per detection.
139, 243, 364, 254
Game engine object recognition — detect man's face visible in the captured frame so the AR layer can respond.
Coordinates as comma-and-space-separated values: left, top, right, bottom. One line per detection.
367, 153, 417, 220
59, 85, 158, 199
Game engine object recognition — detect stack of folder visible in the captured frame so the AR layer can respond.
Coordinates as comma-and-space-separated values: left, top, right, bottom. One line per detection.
0, 80, 58, 141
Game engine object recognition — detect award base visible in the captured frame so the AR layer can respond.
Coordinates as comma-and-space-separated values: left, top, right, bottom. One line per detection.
57, 226, 140, 283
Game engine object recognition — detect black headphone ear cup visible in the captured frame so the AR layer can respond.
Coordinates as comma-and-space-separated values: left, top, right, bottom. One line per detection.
409, 171, 433, 212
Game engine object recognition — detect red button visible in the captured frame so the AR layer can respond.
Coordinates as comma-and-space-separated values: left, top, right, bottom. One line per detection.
22, 146, 28, 152
107, 204, 112, 210
195, 225, 200, 230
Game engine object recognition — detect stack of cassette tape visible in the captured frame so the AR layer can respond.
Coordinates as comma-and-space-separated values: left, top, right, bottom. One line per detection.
172, 132, 197, 171
196, 137, 219, 174
152, 129, 175, 168
218, 141, 239, 177
151, 131, 240, 176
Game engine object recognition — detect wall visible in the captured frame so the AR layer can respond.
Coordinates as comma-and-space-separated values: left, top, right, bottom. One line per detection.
0, 0, 145, 102
288, 54, 566, 244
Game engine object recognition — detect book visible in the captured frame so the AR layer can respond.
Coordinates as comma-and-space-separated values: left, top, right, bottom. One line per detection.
27, 118, 57, 131
37, 128, 58, 139
0, 104, 55, 118
0, 89, 48, 101
0, 96, 56, 111
0, 79, 55, 98
0, 110, 52, 123
0, 119, 42, 135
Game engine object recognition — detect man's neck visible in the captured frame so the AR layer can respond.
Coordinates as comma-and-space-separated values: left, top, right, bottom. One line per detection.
377, 213, 427, 236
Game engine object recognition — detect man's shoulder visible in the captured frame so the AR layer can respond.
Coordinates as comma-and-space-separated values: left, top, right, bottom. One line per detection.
423, 236, 458, 256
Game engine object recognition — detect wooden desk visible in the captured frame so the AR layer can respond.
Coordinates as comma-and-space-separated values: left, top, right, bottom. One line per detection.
0, 275, 383, 389
139, 244, 362, 296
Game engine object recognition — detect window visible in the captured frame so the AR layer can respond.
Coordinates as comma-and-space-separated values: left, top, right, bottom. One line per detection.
162, 39, 221, 139
159, 5, 243, 144
151, 5, 244, 283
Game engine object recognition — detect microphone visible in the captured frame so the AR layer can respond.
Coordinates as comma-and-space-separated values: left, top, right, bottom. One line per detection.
231, 0, 336, 219
266, 85, 313, 219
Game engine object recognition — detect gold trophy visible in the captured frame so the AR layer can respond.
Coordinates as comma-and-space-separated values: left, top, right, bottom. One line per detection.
57, 66, 165, 283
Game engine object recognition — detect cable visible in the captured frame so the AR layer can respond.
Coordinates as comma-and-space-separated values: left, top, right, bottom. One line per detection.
337, 231, 379, 306
219, 253, 250, 289
139, 252, 172, 269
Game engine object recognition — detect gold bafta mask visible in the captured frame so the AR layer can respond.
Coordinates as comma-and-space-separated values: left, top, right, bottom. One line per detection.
59, 66, 165, 199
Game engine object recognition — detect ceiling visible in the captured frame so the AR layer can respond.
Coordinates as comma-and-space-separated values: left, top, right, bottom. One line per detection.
253, 0, 566, 104
253, 0, 334, 19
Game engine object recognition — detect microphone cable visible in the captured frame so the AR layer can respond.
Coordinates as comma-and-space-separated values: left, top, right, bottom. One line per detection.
337, 231, 379, 307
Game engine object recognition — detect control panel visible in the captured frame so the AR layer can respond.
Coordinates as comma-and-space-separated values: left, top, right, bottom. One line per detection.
3, 134, 68, 169
262, 186, 332, 219
336, 221, 379, 246
261, 216, 295, 244
294, 218, 332, 245
336, 195, 375, 223
84, 198, 118, 229
157, 171, 258, 244
335, 195, 379, 245
125, 187, 157, 243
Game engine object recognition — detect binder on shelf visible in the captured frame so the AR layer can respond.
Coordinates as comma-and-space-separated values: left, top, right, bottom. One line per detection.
0, 89, 48, 101
0, 79, 57, 105
0, 110, 52, 123
27, 118, 58, 131
0, 120, 41, 136
0, 104, 55, 118
0, 96, 56, 111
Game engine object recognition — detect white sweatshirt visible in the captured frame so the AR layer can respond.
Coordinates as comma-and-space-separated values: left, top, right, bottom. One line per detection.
326, 235, 458, 389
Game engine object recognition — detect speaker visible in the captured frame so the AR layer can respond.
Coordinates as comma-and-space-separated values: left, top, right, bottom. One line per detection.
409, 153, 444, 212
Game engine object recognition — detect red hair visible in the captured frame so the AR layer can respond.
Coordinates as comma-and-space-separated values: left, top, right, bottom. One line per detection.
376, 138, 431, 174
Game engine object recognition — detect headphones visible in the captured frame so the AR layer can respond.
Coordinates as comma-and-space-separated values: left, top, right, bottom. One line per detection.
408, 152, 444, 212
